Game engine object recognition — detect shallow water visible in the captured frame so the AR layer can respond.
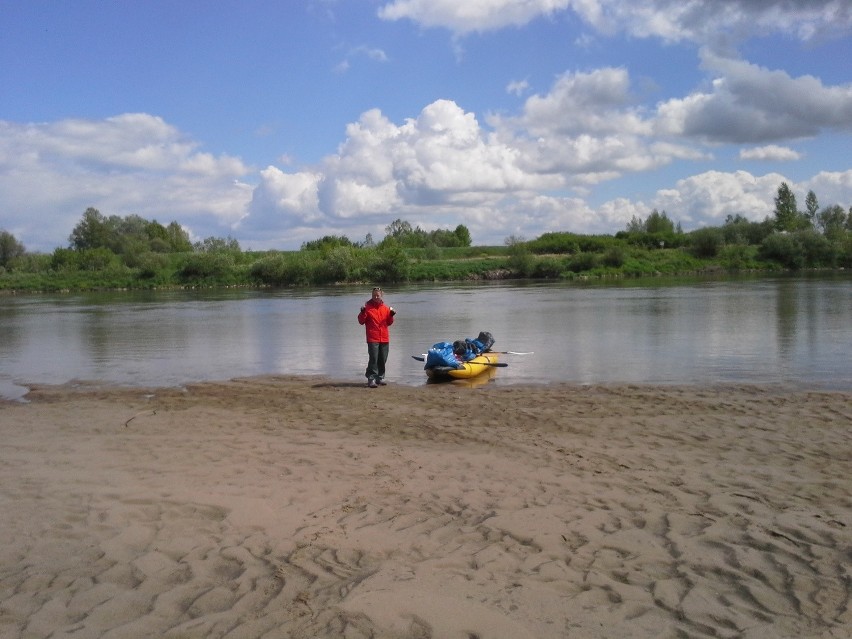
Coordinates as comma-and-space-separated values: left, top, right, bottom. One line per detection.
1, 273, 850, 397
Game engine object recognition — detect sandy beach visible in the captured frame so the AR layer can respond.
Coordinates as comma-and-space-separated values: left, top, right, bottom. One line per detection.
0, 377, 849, 638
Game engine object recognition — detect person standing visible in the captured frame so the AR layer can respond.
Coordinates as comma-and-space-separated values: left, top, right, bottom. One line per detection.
358, 286, 395, 388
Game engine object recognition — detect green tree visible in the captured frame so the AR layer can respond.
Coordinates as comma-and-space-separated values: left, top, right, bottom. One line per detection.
385, 219, 413, 239
165, 221, 192, 252
0, 230, 25, 268
773, 182, 799, 232
453, 224, 472, 247
69, 207, 110, 250
816, 205, 848, 240
644, 209, 675, 234
194, 236, 241, 253
301, 235, 352, 251
805, 190, 819, 222
625, 215, 644, 233
505, 235, 534, 276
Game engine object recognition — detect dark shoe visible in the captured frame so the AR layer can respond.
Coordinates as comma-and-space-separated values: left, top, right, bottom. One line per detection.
368, 379, 378, 388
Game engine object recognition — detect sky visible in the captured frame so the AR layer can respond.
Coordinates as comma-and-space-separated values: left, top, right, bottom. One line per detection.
1, 0, 851, 253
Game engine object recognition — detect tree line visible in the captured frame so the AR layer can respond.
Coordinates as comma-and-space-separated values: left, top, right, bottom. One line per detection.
1, 182, 850, 290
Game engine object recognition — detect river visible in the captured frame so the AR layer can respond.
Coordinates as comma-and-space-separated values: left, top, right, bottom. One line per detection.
1, 273, 850, 399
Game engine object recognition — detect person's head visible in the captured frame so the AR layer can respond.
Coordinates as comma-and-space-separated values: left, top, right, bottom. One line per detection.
371, 286, 383, 302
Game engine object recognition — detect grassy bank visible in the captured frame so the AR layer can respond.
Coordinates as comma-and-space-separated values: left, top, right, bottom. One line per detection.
3, 237, 849, 293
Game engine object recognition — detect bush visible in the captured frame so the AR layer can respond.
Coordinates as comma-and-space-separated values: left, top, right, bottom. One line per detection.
133, 252, 171, 278
178, 252, 236, 280
567, 252, 598, 273
601, 246, 626, 268
0, 230, 25, 267
367, 245, 410, 283
759, 233, 804, 269
838, 237, 852, 268
6, 252, 52, 273
505, 238, 534, 276
316, 246, 358, 283
249, 253, 314, 286
797, 230, 836, 267
530, 256, 565, 278
526, 232, 580, 254
719, 244, 754, 270
689, 227, 725, 258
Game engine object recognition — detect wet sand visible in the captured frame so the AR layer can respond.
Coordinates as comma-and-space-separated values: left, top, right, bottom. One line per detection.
1, 377, 850, 638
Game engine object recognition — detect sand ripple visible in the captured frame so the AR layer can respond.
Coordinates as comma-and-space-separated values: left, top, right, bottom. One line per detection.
1, 378, 849, 638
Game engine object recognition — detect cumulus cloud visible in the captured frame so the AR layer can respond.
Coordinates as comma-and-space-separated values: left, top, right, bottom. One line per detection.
245, 99, 558, 243
655, 52, 852, 143
378, 0, 851, 45
803, 170, 852, 208
568, 0, 851, 46
0, 115, 252, 252
489, 67, 701, 181
739, 145, 802, 161
648, 170, 789, 226
378, 0, 572, 34
245, 50, 850, 245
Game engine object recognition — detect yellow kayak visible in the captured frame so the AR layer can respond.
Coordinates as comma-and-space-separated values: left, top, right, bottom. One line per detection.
424, 351, 500, 380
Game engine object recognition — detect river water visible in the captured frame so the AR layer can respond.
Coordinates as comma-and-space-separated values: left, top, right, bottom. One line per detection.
1, 274, 850, 399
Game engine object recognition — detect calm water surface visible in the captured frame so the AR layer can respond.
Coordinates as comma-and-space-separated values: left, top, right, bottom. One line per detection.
1, 274, 850, 399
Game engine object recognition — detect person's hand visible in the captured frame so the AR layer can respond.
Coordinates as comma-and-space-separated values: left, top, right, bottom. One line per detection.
360, 306, 366, 313
389, 307, 396, 316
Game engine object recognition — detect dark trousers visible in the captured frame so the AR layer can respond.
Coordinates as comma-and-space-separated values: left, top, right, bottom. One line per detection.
366, 342, 389, 381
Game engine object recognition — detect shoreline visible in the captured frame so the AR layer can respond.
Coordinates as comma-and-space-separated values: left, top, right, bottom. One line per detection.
3, 372, 849, 403
1, 377, 850, 638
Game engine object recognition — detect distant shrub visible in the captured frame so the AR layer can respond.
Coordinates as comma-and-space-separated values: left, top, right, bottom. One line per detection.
316, 246, 357, 283
249, 253, 313, 286
759, 233, 804, 269
178, 252, 236, 280
530, 256, 564, 278
689, 227, 725, 258
601, 246, 626, 268
132, 252, 171, 278
797, 230, 836, 267
567, 252, 598, 273
719, 244, 753, 270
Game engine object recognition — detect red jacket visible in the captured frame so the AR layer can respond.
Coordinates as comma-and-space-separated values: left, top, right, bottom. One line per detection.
358, 298, 394, 343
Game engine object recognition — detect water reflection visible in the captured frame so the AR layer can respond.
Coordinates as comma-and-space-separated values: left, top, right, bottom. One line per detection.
775, 278, 798, 360
1, 274, 850, 395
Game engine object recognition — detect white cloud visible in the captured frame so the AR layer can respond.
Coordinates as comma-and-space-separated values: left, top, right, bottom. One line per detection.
647, 170, 789, 226
248, 100, 553, 230
506, 79, 530, 97
568, 0, 851, 45
739, 145, 802, 162
489, 67, 701, 182
803, 170, 852, 209
514, 67, 650, 137
654, 52, 852, 144
378, 0, 572, 34
378, 0, 852, 45
0, 115, 253, 252
336, 45, 389, 73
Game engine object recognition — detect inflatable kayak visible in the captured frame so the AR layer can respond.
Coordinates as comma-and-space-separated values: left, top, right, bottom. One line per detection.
424, 351, 501, 380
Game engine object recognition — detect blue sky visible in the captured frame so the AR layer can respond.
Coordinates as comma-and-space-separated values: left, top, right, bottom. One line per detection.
2, 0, 851, 252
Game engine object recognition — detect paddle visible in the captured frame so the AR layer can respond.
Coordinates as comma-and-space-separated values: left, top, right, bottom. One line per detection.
491, 351, 533, 355
411, 355, 508, 367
